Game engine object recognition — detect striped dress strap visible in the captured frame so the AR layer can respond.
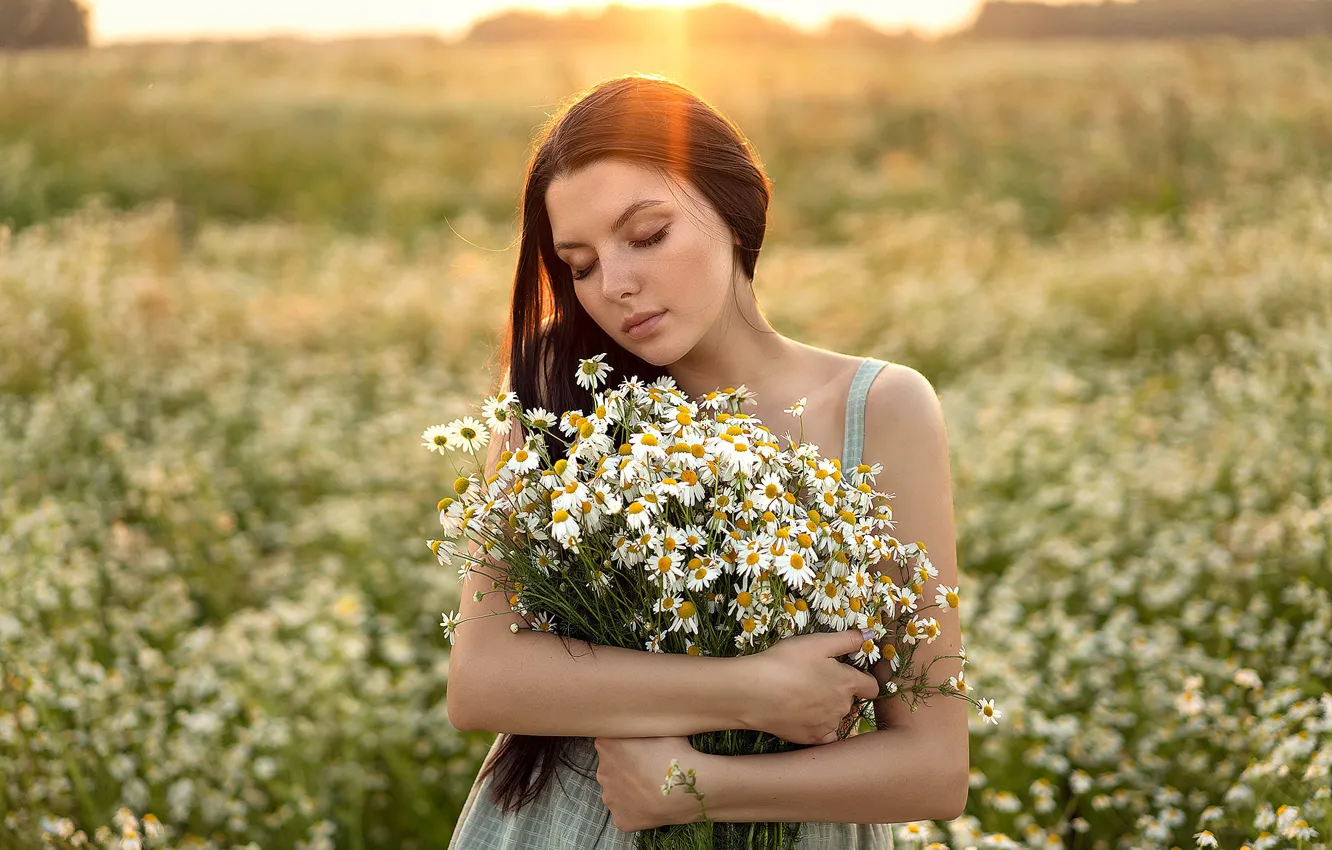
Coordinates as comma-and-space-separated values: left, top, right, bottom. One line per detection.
842, 358, 889, 471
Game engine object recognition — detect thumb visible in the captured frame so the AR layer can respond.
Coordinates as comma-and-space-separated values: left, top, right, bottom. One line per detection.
836, 628, 873, 655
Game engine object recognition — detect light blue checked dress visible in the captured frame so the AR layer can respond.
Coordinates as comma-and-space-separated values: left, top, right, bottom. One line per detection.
448, 358, 897, 850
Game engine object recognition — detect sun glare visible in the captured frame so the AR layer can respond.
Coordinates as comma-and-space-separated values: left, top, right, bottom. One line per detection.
87, 0, 984, 43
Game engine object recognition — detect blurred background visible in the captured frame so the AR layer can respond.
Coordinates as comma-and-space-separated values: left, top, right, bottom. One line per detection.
3, 1, 1331, 848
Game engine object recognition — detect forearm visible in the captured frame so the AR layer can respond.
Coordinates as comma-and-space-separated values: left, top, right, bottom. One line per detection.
447, 630, 754, 738
686, 726, 968, 825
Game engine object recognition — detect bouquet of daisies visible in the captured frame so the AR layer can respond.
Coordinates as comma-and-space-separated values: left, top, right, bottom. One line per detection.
427, 354, 992, 850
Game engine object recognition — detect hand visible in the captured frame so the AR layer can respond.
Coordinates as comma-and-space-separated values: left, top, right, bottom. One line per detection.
593, 735, 708, 832
741, 630, 883, 745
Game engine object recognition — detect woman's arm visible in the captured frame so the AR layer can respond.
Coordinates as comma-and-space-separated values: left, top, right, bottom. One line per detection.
682, 725, 967, 824
447, 627, 757, 738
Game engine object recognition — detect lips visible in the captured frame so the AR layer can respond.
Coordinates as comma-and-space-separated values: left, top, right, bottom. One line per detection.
622, 310, 665, 334
624, 311, 666, 340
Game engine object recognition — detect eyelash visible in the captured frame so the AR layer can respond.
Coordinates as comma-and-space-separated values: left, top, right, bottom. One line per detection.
571, 225, 670, 282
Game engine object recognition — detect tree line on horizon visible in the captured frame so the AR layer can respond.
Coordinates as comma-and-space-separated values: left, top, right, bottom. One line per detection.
3, 0, 1330, 50
463, 0, 1332, 44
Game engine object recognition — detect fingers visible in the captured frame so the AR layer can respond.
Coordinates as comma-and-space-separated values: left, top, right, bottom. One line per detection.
858, 674, 881, 701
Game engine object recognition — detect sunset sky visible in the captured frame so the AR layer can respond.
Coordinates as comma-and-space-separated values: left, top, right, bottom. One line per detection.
85, 0, 999, 42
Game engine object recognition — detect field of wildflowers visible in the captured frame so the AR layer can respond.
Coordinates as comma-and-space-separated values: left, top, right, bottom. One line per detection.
1, 37, 1330, 850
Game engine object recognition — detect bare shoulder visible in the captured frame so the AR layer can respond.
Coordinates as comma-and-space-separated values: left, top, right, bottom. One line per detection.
864, 363, 945, 441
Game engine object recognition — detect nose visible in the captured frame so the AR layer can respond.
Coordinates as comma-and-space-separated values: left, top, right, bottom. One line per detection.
599, 255, 641, 301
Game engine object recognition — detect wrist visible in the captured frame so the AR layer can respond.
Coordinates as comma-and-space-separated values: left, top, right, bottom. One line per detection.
730, 655, 767, 732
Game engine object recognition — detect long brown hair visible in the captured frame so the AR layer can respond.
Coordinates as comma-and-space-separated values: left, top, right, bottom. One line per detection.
475, 73, 773, 818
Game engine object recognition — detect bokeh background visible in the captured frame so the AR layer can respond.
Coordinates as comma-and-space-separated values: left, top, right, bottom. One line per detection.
3, 1, 1331, 848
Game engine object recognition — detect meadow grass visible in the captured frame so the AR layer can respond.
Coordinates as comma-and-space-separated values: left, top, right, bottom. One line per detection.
1, 38, 1330, 850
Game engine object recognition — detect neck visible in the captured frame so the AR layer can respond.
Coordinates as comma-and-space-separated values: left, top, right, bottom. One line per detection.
667, 276, 802, 409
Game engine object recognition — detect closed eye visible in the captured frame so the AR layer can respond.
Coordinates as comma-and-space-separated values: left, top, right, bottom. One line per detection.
570, 225, 671, 282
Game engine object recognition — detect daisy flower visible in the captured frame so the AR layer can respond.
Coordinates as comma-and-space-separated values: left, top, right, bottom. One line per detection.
530, 612, 557, 633
684, 556, 721, 591
523, 406, 558, 431
628, 427, 668, 465
783, 396, 807, 418
977, 697, 1002, 725
421, 424, 453, 455
934, 584, 960, 610
439, 610, 461, 645
505, 442, 542, 475
667, 598, 700, 634
549, 508, 581, 545
623, 498, 660, 533
947, 669, 970, 696
734, 539, 771, 580
576, 354, 613, 391
445, 417, 490, 453
853, 632, 882, 665
773, 545, 816, 590
427, 539, 455, 566
481, 393, 518, 436
645, 550, 686, 585
655, 469, 707, 507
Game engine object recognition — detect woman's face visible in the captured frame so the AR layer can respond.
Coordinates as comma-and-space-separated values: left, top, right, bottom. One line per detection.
546, 158, 740, 367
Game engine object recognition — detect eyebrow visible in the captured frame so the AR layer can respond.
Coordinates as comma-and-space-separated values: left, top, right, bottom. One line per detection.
553, 199, 667, 251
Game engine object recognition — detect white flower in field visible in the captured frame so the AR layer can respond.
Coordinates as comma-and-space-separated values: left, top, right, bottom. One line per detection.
645, 550, 686, 585
977, 697, 1002, 725
657, 401, 699, 437
445, 416, 490, 453
935, 584, 961, 610
628, 426, 668, 464
539, 459, 580, 492
656, 469, 707, 507
682, 638, 704, 656
727, 582, 756, 618
712, 432, 762, 476
685, 556, 720, 592
524, 406, 558, 431
666, 597, 700, 634
481, 394, 517, 436
623, 498, 659, 533
437, 498, 465, 536
505, 442, 542, 475
1192, 829, 1218, 848
813, 574, 846, 614
783, 396, 807, 418
644, 632, 664, 653
852, 632, 881, 665
576, 354, 612, 391
427, 539, 455, 567
530, 612, 557, 633
1284, 820, 1317, 841
1233, 667, 1263, 689
1275, 805, 1302, 833
734, 539, 771, 580
1176, 688, 1205, 717
571, 427, 615, 464
590, 482, 623, 515
549, 508, 581, 545
657, 526, 689, 555
693, 388, 731, 411
421, 424, 453, 454
773, 545, 816, 590
748, 473, 788, 512
947, 669, 970, 696
439, 610, 461, 645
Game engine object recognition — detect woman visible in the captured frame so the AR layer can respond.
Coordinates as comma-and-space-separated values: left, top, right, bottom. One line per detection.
446, 74, 968, 849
